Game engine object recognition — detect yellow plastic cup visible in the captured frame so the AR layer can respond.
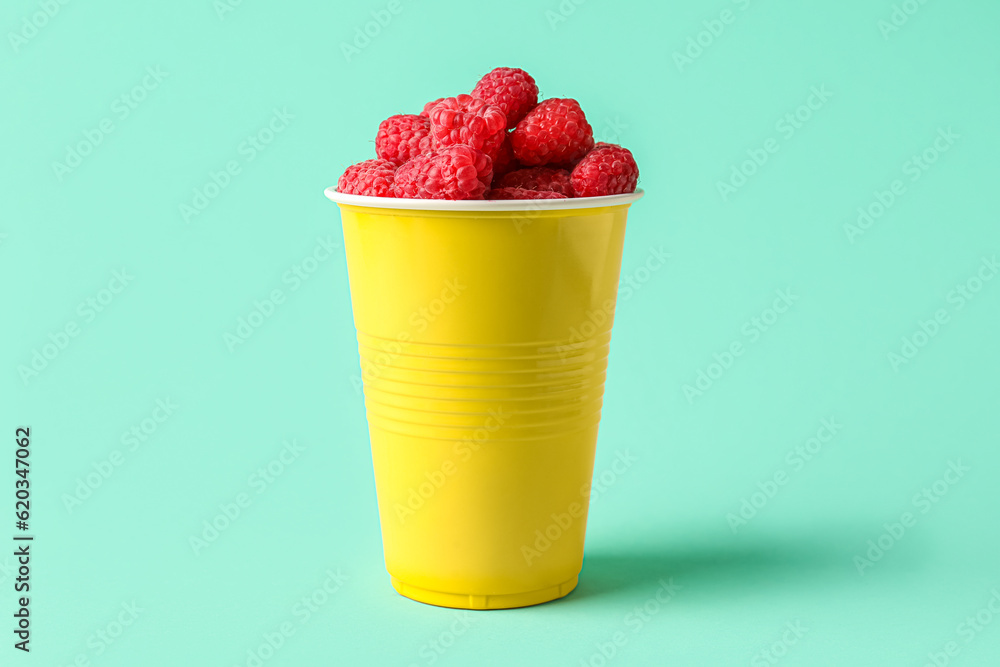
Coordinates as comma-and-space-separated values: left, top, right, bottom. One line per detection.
325, 187, 644, 609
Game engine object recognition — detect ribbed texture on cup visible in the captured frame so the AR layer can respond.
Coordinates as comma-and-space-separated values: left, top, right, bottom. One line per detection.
357, 330, 611, 441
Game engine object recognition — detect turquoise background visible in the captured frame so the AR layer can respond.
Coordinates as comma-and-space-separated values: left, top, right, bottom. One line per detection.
2, 0, 999, 664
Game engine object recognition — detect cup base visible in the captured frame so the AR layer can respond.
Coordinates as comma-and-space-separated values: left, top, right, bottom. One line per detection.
389, 575, 579, 610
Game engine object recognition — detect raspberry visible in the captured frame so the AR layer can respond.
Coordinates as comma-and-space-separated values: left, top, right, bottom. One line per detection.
471, 67, 538, 129
393, 145, 493, 200
489, 132, 517, 178
570, 144, 639, 197
511, 98, 594, 167
375, 114, 433, 166
498, 167, 573, 197
420, 97, 446, 118
487, 187, 567, 200
428, 94, 507, 152
337, 159, 396, 197
562, 143, 616, 171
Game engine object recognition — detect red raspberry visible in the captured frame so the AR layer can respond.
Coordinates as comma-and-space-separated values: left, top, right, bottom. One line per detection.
561, 143, 616, 171
428, 94, 507, 152
393, 145, 493, 200
487, 187, 567, 200
488, 132, 517, 178
420, 97, 446, 118
570, 144, 639, 197
337, 159, 396, 197
511, 98, 594, 167
498, 167, 573, 197
375, 114, 433, 166
471, 67, 538, 129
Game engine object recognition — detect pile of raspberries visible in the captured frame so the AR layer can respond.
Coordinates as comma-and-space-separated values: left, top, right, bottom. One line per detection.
337, 67, 639, 201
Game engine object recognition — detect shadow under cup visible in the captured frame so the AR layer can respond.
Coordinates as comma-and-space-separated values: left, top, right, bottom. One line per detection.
326, 189, 644, 610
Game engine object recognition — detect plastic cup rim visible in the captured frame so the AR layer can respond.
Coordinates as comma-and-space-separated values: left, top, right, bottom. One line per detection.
324, 187, 644, 211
